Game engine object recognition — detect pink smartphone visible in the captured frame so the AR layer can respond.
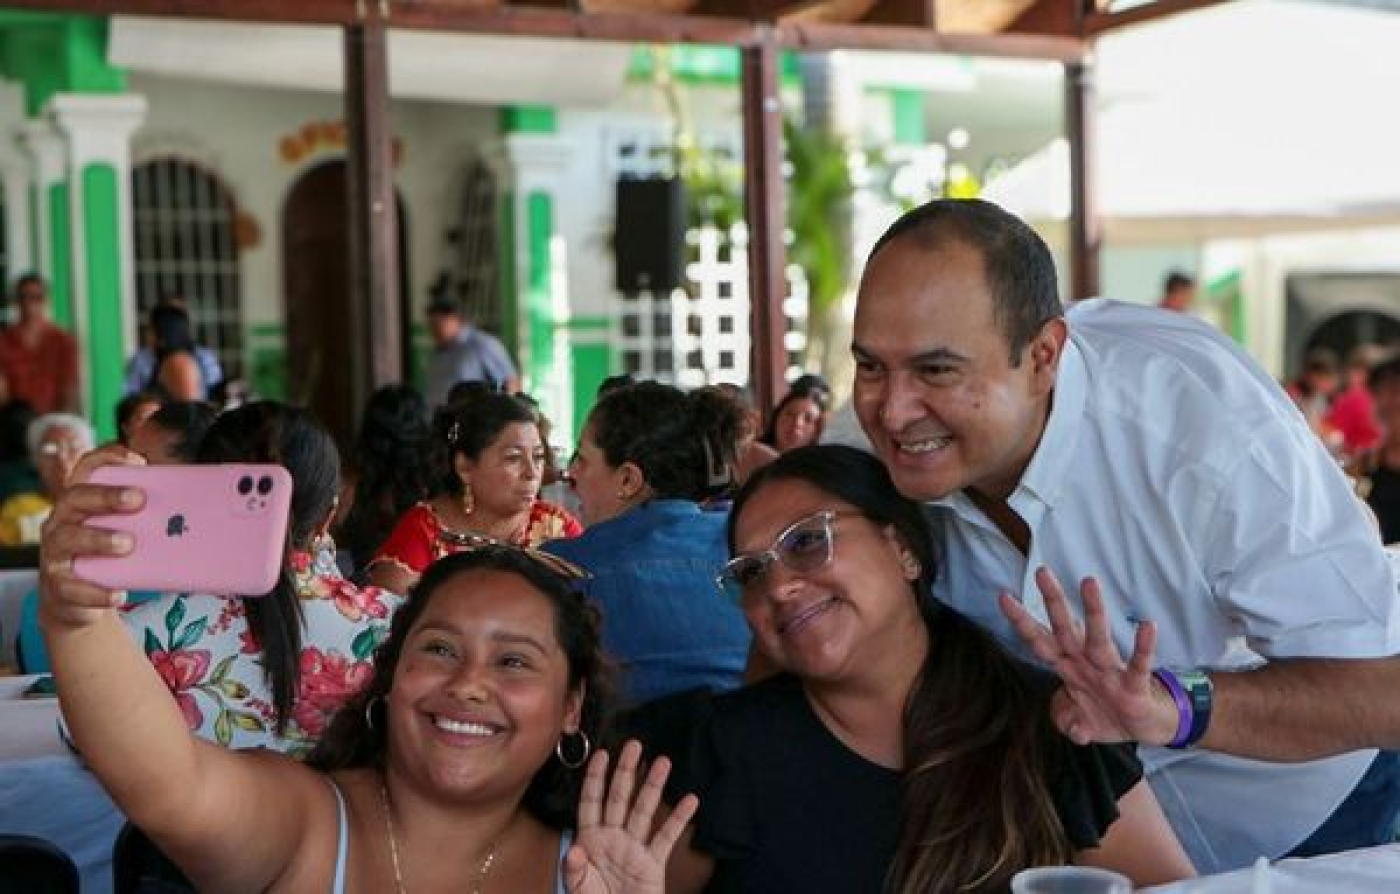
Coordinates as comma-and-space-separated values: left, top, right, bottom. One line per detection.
73, 464, 293, 596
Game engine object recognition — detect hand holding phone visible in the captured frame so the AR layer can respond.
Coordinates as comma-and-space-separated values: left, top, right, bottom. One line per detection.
73, 464, 292, 596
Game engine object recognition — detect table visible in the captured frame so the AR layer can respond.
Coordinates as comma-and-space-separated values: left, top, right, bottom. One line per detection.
0, 674, 123, 894
0, 568, 38, 666
1142, 843, 1400, 893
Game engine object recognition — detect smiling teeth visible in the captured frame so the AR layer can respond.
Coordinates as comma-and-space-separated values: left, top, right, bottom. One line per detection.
901, 437, 951, 454
435, 718, 497, 736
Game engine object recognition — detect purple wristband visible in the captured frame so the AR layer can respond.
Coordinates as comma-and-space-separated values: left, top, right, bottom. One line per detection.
1153, 669, 1194, 749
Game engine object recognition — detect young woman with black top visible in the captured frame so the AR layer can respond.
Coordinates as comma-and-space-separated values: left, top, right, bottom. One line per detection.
666, 445, 1194, 893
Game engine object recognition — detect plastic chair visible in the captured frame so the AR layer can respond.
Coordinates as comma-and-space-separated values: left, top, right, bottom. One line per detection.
0, 834, 79, 894
111, 824, 195, 894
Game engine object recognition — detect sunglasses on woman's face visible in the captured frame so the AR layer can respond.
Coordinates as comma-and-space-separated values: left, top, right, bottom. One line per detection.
717, 510, 853, 601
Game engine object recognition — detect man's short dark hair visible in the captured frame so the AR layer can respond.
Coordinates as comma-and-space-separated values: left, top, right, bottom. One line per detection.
866, 199, 1063, 364
13, 273, 45, 297
1164, 271, 1195, 294
426, 296, 461, 317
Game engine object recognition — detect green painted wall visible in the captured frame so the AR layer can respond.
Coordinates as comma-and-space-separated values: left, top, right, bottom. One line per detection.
47, 181, 72, 329
0, 14, 125, 116
889, 88, 928, 145
499, 106, 556, 135
248, 322, 287, 400
525, 191, 554, 395
626, 45, 801, 86
567, 316, 613, 436
81, 163, 123, 439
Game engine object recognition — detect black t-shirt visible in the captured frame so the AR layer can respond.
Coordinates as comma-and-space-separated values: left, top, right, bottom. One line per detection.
679, 673, 1141, 894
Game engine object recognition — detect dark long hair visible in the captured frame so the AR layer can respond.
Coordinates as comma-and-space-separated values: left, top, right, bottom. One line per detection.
758, 383, 829, 450
197, 401, 341, 734
729, 445, 1073, 893
308, 547, 613, 829
340, 384, 433, 568
867, 198, 1063, 365
588, 381, 743, 502
432, 392, 538, 497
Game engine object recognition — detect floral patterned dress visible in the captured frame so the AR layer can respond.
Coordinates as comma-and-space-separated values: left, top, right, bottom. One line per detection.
370, 499, 581, 579
121, 551, 403, 757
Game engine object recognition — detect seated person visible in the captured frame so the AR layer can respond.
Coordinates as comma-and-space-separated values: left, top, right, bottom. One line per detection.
118, 402, 403, 755
759, 379, 829, 453
665, 446, 1194, 893
40, 485, 693, 894
369, 391, 580, 594
0, 412, 94, 545
544, 382, 752, 706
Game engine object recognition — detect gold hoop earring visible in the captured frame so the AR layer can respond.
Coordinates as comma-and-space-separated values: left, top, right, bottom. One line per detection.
364, 694, 385, 731
555, 730, 591, 769
461, 481, 474, 515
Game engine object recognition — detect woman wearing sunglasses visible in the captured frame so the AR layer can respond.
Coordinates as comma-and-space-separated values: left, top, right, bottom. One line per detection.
667, 445, 1193, 893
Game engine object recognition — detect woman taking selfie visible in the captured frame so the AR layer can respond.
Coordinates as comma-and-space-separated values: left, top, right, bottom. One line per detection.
40, 462, 696, 893
370, 391, 580, 594
666, 445, 1193, 893
120, 401, 401, 755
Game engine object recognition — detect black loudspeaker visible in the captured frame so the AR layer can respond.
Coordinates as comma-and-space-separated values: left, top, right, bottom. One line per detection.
615, 175, 686, 293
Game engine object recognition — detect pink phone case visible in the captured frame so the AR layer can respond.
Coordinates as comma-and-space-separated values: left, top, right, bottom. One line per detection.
73, 464, 293, 596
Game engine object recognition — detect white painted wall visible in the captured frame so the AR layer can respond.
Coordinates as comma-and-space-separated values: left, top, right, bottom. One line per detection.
129, 73, 498, 343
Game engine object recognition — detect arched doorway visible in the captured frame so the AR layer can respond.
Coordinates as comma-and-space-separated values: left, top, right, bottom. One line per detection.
281, 160, 409, 448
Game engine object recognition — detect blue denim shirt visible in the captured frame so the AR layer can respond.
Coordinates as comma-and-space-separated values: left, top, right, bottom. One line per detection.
544, 500, 750, 706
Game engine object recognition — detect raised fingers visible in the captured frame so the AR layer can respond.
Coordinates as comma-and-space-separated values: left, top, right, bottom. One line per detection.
576, 746, 610, 831
624, 751, 670, 839
602, 739, 643, 828
999, 592, 1061, 666
1079, 577, 1123, 669
1036, 567, 1086, 658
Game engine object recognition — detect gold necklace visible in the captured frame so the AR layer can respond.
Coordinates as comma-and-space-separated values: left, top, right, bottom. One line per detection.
379, 779, 497, 894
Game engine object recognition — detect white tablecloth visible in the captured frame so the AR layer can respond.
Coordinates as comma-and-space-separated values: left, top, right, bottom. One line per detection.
0, 674, 123, 894
1142, 844, 1400, 893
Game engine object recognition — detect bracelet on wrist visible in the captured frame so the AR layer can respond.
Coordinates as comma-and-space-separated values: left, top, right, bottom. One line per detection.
1153, 668, 1194, 748
1154, 667, 1214, 749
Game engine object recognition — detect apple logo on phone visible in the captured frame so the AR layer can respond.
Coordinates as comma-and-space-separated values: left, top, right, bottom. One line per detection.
166, 514, 189, 538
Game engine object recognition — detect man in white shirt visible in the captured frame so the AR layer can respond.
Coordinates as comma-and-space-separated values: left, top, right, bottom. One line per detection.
851, 198, 1400, 873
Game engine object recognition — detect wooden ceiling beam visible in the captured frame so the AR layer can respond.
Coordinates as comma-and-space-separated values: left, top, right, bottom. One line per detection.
859, 0, 934, 28
1, 0, 1085, 58
689, 0, 830, 21
1084, 0, 1232, 37
0, 0, 364, 26
1003, 0, 1078, 37
775, 20, 1084, 59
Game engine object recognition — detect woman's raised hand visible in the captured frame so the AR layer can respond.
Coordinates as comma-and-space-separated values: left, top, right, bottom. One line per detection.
38, 446, 146, 630
1000, 567, 1179, 747
566, 739, 699, 894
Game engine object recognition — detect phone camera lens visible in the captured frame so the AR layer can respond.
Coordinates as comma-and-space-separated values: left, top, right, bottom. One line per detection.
237, 476, 253, 495
257, 476, 274, 495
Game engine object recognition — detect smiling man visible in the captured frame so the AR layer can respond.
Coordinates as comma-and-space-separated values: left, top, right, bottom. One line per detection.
852, 198, 1400, 873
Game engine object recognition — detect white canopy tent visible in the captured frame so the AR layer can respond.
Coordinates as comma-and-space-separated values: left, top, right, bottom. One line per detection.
985, 0, 1400, 242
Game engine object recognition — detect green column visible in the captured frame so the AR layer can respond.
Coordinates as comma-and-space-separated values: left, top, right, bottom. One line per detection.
50, 93, 146, 437
525, 191, 554, 402
500, 106, 579, 442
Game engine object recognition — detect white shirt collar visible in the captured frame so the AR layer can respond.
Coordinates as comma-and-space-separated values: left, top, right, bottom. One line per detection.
931, 326, 1087, 518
